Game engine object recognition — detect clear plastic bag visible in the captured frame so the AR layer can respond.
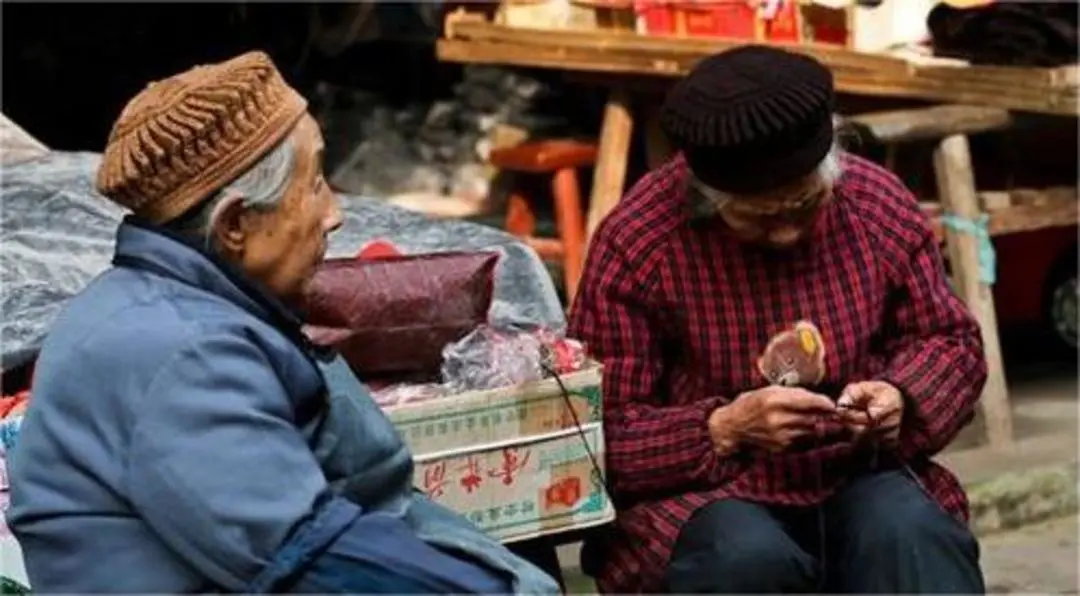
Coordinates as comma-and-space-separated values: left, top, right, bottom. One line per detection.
372, 325, 588, 406
440, 325, 587, 393
441, 325, 546, 393
532, 327, 588, 375
371, 383, 447, 409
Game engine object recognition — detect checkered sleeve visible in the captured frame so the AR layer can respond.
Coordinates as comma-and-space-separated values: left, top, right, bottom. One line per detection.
878, 214, 988, 460
568, 226, 734, 499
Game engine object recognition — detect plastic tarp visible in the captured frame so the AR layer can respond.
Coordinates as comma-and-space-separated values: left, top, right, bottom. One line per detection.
0, 151, 565, 372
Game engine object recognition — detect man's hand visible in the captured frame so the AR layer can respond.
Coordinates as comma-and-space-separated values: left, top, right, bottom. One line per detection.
837, 381, 904, 445
708, 386, 837, 454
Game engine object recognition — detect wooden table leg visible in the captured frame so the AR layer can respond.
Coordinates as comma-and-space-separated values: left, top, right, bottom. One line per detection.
933, 133, 1013, 448
586, 89, 634, 244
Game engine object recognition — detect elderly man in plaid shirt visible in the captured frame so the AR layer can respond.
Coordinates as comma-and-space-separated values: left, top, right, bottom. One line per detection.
569, 45, 987, 594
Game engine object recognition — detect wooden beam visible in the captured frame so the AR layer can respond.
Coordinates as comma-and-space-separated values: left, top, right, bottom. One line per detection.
586, 90, 634, 242
922, 187, 1078, 241
933, 134, 1013, 449
444, 13, 912, 73
984, 189, 1078, 237
437, 19, 1079, 116
845, 105, 1012, 144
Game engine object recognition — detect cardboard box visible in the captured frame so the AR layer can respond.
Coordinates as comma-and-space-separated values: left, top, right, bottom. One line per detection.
385, 365, 614, 542
799, 0, 935, 53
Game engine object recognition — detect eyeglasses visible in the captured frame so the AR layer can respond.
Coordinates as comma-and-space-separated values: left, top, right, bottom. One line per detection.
691, 175, 831, 228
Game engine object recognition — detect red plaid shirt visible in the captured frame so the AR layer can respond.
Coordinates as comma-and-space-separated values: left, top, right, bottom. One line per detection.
568, 153, 987, 593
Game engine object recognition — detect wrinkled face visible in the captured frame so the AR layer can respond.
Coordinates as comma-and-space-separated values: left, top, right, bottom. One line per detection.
693, 173, 832, 249
216, 114, 343, 306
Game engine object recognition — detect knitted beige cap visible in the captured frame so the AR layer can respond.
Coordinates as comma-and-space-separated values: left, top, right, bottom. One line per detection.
96, 51, 308, 223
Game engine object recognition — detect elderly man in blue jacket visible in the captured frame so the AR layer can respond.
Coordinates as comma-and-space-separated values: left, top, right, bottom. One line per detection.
6, 51, 559, 594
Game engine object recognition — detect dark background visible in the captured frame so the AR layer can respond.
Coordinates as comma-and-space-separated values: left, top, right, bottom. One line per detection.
1, 2, 468, 151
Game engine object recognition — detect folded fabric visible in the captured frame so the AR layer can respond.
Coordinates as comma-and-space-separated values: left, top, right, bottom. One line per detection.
928, 3, 1078, 67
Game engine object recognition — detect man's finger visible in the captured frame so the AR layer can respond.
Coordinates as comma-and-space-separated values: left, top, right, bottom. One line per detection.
870, 396, 904, 418
875, 414, 901, 431
836, 394, 854, 409
839, 383, 875, 407
848, 424, 871, 442
777, 389, 837, 413
837, 408, 872, 427
867, 404, 897, 421
775, 411, 819, 430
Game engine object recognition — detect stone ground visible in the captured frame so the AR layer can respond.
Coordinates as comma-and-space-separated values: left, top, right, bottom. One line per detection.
981, 514, 1078, 594
950, 331, 1078, 452
562, 515, 1079, 594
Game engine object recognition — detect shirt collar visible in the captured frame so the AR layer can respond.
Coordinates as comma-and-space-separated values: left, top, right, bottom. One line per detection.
112, 216, 308, 342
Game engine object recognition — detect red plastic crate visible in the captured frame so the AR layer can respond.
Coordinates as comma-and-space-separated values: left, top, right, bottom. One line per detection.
635, 0, 758, 39
636, 0, 676, 34
685, 2, 756, 38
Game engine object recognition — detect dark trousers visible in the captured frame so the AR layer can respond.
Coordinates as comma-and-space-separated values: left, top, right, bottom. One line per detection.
281, 513, 513, 593
664, 471, 985, 594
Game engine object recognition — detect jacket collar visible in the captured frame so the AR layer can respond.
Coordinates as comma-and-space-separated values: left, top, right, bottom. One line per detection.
112, 216, 310, 346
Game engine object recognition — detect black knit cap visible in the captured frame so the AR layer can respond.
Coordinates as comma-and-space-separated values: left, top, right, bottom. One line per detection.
661, 45, 836, 195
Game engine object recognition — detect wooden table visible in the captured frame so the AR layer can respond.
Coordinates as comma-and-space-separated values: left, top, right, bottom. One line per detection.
438, 12, 1080, 449
438, 15, 1079, 116
438, 13, 1078, 236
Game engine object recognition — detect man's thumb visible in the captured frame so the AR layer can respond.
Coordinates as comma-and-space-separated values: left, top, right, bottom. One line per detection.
839, 383, 872, 406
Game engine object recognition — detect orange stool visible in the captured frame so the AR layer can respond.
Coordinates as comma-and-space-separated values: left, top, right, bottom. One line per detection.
489, 139, 597, 304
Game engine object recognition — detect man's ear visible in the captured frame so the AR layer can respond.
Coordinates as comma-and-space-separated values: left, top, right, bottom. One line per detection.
209, 192, 249, 254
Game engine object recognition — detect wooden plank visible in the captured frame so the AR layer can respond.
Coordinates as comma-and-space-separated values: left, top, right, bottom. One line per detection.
988, 201, 1077, 236
437, 19, 1079, 115
445, 16, 1079, 96
980, 191, 1012, 212
446, 15, 914, 73
922, 187, 1078, 241
988, 188, 1079, 236
846, 105, 1012, 144
586, 90, 634, 242
933, 134, 1013, 448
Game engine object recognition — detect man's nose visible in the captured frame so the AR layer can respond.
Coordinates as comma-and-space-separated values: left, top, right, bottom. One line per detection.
325, 195, 344, 232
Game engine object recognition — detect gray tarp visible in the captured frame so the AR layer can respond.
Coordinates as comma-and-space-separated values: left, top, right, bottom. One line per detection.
0, 151, 565, 372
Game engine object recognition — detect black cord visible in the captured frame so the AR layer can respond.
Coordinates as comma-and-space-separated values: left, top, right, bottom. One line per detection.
814, 402, 882, 591
540, 363, 611, 498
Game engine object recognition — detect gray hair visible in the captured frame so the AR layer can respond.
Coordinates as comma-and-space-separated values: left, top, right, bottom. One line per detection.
687, 111, 847, 220
815, 139, 844, 189
692, 139, 844, 205
167, 136, 297, 248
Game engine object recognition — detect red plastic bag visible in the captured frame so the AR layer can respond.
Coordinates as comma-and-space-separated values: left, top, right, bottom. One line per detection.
302, 251, 499, 378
